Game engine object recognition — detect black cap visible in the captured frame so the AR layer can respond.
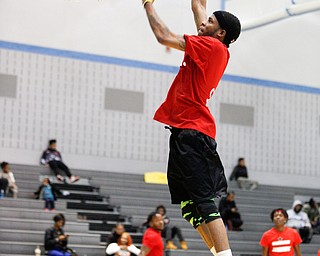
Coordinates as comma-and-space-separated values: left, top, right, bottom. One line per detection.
213, 10, 241, 48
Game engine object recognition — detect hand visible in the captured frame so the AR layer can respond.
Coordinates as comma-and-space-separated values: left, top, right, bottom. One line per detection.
142, 0, 154, 6
58, 235, 68, 240
120, 245, 127, 250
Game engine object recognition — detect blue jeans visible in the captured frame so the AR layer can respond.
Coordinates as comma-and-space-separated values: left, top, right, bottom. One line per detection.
48, 250, 71, 256
45, 198, 55, 209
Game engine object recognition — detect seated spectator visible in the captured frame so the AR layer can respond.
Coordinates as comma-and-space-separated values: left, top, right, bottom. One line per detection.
40, 139, 79, 183
44, 213, 77, 256
0, 175, 9, 198
155, 205, 188, 250
218, 191, 243, 231
0, 162, 18, 198
106, 232, 140, 256
229, 158, 258, 190
34, 177, 63, 211
260, 208, 302, 256
304, 198, 320, 234
107, 223, 125, 254
287, 200, 313, 243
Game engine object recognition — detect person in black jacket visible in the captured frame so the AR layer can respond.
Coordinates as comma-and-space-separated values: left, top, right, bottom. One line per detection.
40, 139, 80, 183
106, 223, 125, 256
218, 191, 243, 231
229, 158, 258, 190
44, 214, 72, 256
34, 178, 63, 211
107, 223, 125, 245
156, 205, 188, 250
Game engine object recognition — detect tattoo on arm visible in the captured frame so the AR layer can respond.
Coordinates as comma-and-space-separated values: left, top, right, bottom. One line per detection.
194, 13, 201, 30
145, 4, 185, 51
178, 38, 186, 50
147, 9, 170, 43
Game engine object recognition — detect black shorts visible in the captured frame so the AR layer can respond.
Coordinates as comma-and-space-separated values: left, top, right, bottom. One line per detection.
167, 127, 227, 204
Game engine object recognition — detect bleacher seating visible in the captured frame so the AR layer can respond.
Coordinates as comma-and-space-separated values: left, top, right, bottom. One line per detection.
0, 163, 319, 256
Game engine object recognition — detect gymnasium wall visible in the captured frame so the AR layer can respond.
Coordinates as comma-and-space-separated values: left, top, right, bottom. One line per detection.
0, 0, 319, 87
0, 43, 319, 188
0, 0, 319, 188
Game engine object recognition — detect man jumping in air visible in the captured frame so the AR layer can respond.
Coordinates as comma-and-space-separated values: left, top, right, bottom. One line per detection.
142, 0, 241, 255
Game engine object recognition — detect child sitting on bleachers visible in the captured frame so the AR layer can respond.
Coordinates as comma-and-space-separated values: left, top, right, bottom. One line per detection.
34, 177, 62, 211
0, 162, 18, 198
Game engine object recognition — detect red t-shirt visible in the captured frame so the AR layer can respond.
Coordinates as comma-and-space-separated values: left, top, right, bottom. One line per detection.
260, 227, 302, 256
142, 227, 164, 256
154, 35, 229, 139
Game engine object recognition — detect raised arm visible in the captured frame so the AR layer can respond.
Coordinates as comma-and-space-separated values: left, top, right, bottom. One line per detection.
191, 0, 207, 31
143, 0, 185, 51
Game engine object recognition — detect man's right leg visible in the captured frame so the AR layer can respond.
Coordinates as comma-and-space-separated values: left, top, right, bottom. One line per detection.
196, 222, 215, 250
237, 177, 246, 190
249, 179, 258, 191
48, 161, 65, 182
57, 161, 80, 183
205, 218, 231, 253
182, 199, 231, 255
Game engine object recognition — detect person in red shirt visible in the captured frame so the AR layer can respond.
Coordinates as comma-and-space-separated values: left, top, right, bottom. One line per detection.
142, 0, 240, 255
140, 212, 164, 256
260, 208, 302, 256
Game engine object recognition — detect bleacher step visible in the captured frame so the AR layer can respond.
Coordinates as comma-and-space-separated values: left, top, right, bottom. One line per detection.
0, 217, 89, 233
0, 229, 100, 245
0, 241, 105, 256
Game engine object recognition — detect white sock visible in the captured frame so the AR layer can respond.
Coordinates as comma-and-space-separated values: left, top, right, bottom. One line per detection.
210, 247, 217, 255
217, 249, 232, 256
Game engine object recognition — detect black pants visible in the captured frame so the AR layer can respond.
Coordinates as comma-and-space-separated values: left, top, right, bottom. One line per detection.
299, 227, 313, 243
221, 211, 243, 230
0, 178, 8, 191
162, 225, 184, 242
48, 160, 72, 178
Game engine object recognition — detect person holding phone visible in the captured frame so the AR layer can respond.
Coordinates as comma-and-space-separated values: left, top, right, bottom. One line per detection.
45, 213, 73, 256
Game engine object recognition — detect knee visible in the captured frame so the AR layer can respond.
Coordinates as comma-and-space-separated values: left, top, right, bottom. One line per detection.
172, 226, 179, 232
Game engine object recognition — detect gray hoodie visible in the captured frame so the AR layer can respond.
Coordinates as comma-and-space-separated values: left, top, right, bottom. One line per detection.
286, 199, 311, 228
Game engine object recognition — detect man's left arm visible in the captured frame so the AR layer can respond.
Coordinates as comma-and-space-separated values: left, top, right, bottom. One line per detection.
261, 246, 268, 256
139, 245, 151, 256
294, 244, 302, 256
143, 1, 186, 51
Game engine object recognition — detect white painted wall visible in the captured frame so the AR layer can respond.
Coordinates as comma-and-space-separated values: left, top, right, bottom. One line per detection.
0, 0, 319, 87
0, 0, 319, 188
0, 47, 319, 188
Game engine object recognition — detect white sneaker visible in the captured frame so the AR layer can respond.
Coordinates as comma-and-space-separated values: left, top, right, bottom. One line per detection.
69, 176, 80, 183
